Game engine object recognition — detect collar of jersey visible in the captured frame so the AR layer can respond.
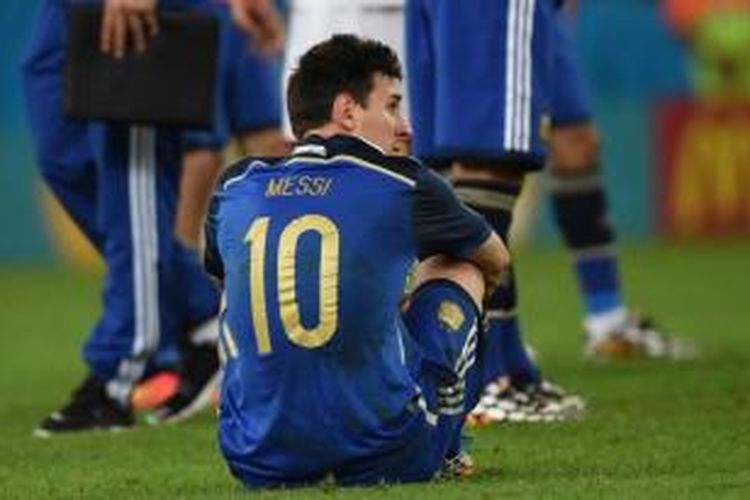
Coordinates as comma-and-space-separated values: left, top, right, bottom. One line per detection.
291, 134, 386, 162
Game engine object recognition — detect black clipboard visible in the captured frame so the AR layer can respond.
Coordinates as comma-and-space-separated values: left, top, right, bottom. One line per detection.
64, 5, 219, 128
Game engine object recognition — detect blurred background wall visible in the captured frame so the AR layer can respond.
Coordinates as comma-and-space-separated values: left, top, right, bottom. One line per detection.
1, 1, 50, 261
3, 0, 748, 265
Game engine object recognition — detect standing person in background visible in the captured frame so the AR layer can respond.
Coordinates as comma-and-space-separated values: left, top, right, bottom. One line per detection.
21, 0, 220, 435
543, 1, 695, 363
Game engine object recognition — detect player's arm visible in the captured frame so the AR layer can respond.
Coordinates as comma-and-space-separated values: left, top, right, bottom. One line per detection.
227, 0, 285, 55
463, 231, 507, 297
100, 0, 159, 59
413, 167, 510, 297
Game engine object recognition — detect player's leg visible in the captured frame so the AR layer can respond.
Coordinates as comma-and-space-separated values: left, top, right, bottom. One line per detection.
154, 227, 222, 422
158, 134, 223, 416
174, 3, 233, 250
451, 168, 584, 423
548, 10, 625, 350
548, 11, 695, 360
89, 124, 182, 401
548, 121, 629, 354
336, 257, 487, 485
409, 0, 546, 389
151, 145, 224, 421
25, 2, 132, 437
34, 124, 170, 435
91, 123, 219, 426
127, 1, 229, 413
20, 0, 103, 250
405, 256, 486, 475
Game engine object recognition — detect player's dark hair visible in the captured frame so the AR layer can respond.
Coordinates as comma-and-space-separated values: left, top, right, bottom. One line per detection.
287, 34, 402, 139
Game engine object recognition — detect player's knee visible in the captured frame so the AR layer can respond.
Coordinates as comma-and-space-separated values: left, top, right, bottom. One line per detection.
451, 176, 522, 241
549, 122, 600, 173
412, 256, 486, 309
548, 173, 614, 250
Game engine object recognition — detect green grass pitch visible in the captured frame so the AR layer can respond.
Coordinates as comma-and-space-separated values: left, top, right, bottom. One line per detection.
1, 241, 748, 499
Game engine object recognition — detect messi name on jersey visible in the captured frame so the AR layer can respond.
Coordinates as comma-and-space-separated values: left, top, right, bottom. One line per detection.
265, 175, 334, 197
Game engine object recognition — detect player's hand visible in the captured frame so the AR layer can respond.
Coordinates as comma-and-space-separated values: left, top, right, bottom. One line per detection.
101, 0, 159, 59
228, 0, 285, 56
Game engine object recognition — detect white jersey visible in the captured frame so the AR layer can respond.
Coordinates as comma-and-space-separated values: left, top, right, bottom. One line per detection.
292, 0, 403, 8
283, 0, 407, 138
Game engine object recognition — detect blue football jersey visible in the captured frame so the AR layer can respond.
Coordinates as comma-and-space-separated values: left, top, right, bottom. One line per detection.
205, 134, 490, 484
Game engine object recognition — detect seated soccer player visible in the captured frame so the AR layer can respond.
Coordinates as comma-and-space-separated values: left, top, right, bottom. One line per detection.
204, 34, 509, 487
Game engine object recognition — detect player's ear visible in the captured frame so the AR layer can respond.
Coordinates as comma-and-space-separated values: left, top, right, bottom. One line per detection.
331, 93, 359, 132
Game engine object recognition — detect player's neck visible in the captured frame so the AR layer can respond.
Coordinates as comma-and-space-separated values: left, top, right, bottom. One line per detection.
304, 123, 350, 141
303, 127, 385, 154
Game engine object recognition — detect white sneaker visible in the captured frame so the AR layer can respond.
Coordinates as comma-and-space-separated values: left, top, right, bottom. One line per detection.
467, 378, 585, 426
585, 312, 698, 361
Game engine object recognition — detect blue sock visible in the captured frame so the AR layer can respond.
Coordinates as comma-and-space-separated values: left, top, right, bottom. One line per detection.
479, 318, 508, 386
488, 314, 540, 385
575, 253, 623, 315
549, 168, 624, 317
403, 279, 483, 414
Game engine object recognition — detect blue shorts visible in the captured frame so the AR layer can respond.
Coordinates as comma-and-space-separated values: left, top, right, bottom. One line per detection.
551, 9, 593, 126
406, 0, 557, 171
183, 3, 282, 150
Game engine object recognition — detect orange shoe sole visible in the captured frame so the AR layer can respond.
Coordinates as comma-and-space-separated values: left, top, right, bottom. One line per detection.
131, 371, 180, 410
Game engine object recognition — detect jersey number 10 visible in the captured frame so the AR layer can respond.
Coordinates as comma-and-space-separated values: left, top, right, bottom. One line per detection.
244, 214, 340, 354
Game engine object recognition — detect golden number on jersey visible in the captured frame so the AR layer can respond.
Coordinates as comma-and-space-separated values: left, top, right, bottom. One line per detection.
244, 215, 340, 354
